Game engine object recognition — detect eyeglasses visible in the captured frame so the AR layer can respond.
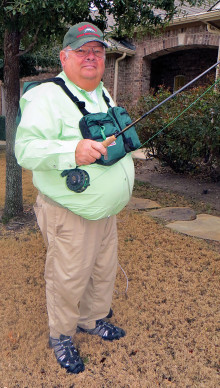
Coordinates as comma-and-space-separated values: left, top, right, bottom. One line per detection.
65, 46, 105, 58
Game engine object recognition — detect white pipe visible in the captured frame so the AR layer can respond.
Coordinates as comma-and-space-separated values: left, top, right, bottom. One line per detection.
206, 23, 220, 89
215, 36, 220, 89
113, 52, 126, 105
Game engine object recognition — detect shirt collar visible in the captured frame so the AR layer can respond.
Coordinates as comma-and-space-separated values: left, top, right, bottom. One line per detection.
58, 71, 103, 96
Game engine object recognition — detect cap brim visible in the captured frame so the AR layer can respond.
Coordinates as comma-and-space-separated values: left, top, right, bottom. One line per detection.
68, 37, 108, 50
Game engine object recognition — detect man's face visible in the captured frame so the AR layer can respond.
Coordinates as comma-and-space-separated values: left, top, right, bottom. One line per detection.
60, 41, 105, 91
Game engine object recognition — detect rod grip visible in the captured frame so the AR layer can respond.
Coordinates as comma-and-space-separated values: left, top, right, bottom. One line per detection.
102, 135, 116, 148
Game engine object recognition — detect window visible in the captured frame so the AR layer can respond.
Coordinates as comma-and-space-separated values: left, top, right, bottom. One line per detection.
174, 75, 186, 91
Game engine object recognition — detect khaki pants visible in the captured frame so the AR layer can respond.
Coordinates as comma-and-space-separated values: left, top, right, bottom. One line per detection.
34, 193, 118, 338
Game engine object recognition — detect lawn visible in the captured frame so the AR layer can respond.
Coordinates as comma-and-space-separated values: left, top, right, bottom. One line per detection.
0, 149, 219, 387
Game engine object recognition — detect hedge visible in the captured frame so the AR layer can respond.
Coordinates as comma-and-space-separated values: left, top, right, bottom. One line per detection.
130, 84, 220, 181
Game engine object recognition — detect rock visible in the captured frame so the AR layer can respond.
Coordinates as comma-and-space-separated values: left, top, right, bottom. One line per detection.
148, 207, 196, 222
132, 148, 147, 160
127, 197, 161, 210
166, 214, 220, 242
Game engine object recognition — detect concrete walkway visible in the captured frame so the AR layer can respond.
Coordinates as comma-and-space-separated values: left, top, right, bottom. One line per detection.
130, 149, 220, 242
127, 196, 220, 242
166, 214, 220, 242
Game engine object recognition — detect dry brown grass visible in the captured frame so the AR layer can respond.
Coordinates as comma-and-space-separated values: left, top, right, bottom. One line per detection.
0, 149, 219, 387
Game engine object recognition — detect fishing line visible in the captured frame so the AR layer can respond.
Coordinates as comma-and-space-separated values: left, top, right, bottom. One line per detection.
139, 75, 220, 149
70, 66, 220, 293
114, 263, 129, 296
96, 74, 220, 295
90, 75, 220, 186
65, 61, 220, 191
102, 59, 220, 146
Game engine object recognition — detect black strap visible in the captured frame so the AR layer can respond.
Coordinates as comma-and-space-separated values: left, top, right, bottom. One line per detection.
41, 77, 90, 116
23, 77, 112, 116
102, 91, 111, 108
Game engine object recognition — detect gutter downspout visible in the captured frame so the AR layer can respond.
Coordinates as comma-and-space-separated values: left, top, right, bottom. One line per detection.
207, 23, 220, 89
113, 52, 126, 105
215, 36, 220, 88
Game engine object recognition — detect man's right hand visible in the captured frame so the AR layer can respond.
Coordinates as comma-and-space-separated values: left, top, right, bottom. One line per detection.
75, 139, 107, 166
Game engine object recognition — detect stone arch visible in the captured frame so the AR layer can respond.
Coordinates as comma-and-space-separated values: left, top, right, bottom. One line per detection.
136, 24, 220, 98
148, 46, 218, 92
105, 23, 220, 105
142, 24, 219, 59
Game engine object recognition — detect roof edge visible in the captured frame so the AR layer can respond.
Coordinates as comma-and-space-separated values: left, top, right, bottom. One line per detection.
171, 9, 220, 26
105, 38, 135, 55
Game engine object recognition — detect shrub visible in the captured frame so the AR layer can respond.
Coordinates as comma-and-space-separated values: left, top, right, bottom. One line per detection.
19, 54, 39, 78
131, 85, 220, 181
0, 45, 61, 81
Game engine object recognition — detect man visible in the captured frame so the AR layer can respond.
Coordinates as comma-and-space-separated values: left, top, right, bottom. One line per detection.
15, 22, 134, 374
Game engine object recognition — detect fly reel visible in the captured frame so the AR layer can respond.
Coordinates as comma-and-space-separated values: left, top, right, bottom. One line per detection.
61, 168, 90, 193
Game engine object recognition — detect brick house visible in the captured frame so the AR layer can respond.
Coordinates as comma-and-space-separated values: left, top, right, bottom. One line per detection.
103, 1, 220, 106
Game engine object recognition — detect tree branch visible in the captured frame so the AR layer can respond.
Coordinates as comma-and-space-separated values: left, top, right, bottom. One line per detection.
17, 25, 41, 57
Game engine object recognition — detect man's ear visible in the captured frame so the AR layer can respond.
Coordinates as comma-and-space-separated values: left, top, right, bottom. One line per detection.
60, 50, 67, 67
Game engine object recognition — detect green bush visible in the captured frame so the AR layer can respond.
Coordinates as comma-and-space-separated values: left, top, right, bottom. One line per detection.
0, 116, 5, 140
19, 54, 39, 78
0, 45, 61, 81
131, 85, 220, 181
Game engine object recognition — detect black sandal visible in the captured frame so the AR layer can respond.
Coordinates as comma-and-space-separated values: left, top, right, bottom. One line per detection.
77, 319, 126, 341
105, 308, 113, 319
49, 334, 85, 374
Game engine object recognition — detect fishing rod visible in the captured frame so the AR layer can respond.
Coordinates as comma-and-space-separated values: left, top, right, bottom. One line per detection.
102, 59, 220, 148
62, 60, 220, 193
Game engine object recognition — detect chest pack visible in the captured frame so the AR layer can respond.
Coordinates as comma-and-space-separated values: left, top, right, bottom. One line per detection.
18, 77, 141, 166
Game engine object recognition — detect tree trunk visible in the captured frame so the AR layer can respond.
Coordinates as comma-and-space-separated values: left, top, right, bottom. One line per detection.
3, 29, 23, 220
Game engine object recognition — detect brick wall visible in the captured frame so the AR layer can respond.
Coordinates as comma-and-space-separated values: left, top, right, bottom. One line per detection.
103, 53, 151, 107
150, 47, 218, 91
103, 55, 116, 97
140, 23, 219, 58
104, 22, 220, 106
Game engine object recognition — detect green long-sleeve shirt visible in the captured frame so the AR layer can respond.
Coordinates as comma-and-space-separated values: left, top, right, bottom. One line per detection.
15, 71, 134, 220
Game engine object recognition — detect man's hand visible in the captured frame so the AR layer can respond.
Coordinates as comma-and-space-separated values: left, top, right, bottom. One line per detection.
75, 139, 107, 166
